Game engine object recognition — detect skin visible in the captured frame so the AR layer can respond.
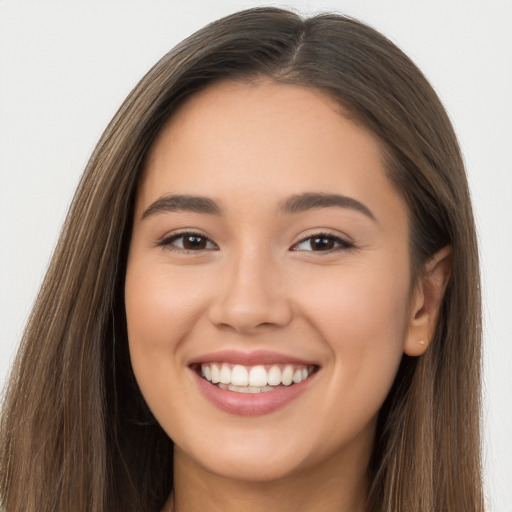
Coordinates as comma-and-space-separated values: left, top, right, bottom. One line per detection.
125, 80, 450, 512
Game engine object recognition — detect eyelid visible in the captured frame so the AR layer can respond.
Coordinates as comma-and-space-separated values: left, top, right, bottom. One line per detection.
157, 230, 219, 252
290, 231, 354, 252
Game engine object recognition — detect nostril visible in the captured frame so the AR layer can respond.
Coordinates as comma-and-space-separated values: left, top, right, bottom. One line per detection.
209, 301, 293, 333
207, 268, 293, 332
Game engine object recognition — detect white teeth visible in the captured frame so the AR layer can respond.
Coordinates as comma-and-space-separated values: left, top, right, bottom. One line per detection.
200, 362, 314, 391
219, 364, 231, 384
248, 365, 267, 387
228, 384, 245, 393
231, 365, 249, 386
211, 363, 220, 383
267, 365, 282, 386
281, 365, 294, 386
226, 384, 275, 394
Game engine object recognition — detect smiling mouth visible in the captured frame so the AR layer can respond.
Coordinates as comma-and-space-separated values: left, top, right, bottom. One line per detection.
194, 362, 319, 394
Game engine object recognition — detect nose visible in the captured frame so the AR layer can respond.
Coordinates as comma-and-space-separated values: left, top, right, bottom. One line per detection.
208, 251, 293, 334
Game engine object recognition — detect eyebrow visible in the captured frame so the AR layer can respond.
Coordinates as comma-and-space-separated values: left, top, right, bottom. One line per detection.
142, 194, 222, 219
278, 192, 376, 221
141, 192, 375, 221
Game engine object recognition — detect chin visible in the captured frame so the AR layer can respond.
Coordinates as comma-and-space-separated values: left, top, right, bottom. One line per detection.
173, 426, 318, 483
194, 449, 310, 483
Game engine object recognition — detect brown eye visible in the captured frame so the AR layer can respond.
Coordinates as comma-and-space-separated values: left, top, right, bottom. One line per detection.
310, 237, 336, 251
292, 234, 352, 252
161, 232, 217, 251
183, 235, 208, 250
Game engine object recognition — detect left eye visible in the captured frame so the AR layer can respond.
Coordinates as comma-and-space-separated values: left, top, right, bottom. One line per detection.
292, 234, 352, 252
161, 233, 218, 251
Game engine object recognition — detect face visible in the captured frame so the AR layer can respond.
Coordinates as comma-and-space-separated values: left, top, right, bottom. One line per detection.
125, 80, 416, 483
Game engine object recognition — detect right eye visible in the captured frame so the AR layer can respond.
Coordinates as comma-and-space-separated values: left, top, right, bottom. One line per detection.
160, 232, 218, 252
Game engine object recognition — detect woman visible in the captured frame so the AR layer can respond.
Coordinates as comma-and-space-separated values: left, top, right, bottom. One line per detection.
0, 7, 484, 512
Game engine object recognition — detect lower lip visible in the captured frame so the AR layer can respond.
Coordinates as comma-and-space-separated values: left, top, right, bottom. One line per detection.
192, 370, 316, 416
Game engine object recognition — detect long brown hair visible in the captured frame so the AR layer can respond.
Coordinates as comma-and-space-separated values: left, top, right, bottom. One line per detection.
0, 7, 483, 511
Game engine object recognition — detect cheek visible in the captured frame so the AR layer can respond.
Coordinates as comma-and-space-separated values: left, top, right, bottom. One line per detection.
299, 259, 410, 342
295, 260, 410, 408
125, 260, 206, 345
124, 256, 217, 436
124, 256, 211, 395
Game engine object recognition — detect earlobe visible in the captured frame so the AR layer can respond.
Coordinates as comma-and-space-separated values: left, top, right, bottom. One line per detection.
404, 246, 452, 356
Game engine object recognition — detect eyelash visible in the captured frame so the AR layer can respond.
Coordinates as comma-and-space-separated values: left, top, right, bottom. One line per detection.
158, 232, 218, 252
158, 231, 354, 253
291, 232, 354, 252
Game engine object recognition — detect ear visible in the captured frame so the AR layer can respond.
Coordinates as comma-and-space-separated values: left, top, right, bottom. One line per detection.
404, 246, 452, 356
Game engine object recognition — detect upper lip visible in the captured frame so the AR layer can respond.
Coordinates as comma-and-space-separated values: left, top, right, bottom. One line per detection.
188, 349, 319, 367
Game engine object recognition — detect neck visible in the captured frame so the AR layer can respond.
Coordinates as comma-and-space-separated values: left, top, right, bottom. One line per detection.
164, 440, 371, 512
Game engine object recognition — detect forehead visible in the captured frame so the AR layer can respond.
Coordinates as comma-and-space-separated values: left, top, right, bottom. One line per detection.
138, 79, 406, 226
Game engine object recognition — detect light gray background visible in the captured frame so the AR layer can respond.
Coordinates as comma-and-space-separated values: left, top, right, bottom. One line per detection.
1, 1, 511, 510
